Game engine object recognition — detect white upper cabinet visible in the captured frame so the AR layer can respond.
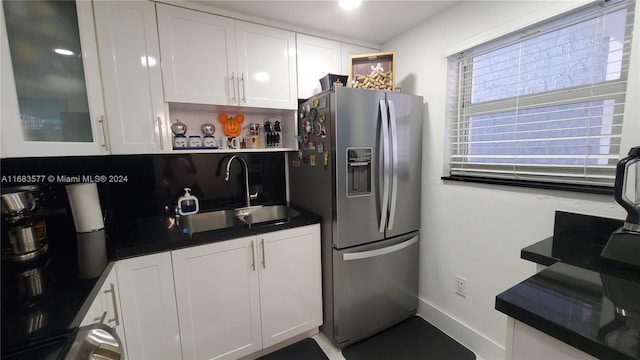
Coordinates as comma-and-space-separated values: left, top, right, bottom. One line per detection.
296, 34, 341, 100
93, 1, 169, 154
295, 34, 380, 99
0, 1, 108, 158
157, 4, 298, 110
235, 21, 298, 109
156, 4, 236, 107
341, 43, 380, 76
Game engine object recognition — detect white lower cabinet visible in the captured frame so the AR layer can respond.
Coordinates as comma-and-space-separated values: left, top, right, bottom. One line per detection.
171, 224, 322, 359
116, 252, 182, 360
80, 266, 128, 358
506, 318, 597, 360
258, 225, 323, 348
172, 235, 262, 359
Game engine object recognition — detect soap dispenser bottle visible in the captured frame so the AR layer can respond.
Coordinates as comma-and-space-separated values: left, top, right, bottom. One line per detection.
177, 188, 199, 216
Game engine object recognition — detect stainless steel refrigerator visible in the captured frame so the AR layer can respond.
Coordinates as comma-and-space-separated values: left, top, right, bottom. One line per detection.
288, 87, 423, 347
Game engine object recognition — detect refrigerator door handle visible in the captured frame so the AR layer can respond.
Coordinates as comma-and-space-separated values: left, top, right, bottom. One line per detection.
379, 100, 391, 234
342, 236, 418, 261
387, 99, 399, 231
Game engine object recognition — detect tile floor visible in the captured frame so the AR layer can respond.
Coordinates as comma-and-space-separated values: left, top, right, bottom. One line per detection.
311, 333, 345, 360
311, 331, 486, 360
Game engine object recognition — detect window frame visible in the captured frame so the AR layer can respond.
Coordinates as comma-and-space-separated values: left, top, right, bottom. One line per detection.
444, 0, 635, 194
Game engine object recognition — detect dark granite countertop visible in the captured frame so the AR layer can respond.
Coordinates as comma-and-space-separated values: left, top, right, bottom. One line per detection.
496, 211, 640, 360
1, 205, 320, 356
520, 211, 624, 270
1, 212, 101, 355
109, 205, 321, 260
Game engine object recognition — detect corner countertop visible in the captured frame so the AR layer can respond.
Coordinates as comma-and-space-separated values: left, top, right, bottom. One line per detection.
1, 205, 320, 356
495, 211, 640, 360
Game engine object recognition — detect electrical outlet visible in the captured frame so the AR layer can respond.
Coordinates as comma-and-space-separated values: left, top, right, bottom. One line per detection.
455, 276, 468, 298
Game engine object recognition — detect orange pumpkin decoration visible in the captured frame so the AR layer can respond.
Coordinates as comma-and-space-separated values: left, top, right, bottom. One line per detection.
218, 113, 245, 137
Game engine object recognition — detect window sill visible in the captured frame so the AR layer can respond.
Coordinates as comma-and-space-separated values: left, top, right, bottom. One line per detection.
441, 176, 614, 196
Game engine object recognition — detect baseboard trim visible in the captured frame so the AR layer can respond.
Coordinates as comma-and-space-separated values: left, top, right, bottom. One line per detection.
417, 297, 505, 360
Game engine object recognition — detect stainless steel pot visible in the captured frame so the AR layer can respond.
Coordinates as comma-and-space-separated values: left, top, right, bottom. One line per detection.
65, 323, 124, 360
8, 223, 45, 255
18, 266, 49, 299
1, 186, 39, 218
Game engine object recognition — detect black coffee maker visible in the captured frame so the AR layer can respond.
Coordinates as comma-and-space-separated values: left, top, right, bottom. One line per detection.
601, 146, 640, 270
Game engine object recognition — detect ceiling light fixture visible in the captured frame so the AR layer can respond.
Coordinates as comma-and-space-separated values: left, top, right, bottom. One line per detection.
339, 0, 362, 10
54, 48, 74, 56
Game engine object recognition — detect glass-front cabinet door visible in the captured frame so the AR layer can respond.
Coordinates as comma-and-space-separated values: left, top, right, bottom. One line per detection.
1, 1, 108, 158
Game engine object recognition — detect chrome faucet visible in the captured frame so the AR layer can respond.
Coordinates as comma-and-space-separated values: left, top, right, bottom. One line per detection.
220, 155, 257, 209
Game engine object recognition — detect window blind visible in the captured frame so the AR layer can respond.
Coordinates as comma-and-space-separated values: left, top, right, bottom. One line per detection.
446, 0, 635, 188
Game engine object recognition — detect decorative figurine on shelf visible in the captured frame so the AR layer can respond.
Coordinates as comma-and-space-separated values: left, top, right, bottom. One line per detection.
171, 119, 188, 148
218, 113, 245, 137
201, 122, 216, 148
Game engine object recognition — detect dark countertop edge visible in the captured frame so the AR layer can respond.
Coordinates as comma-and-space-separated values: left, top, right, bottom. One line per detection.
495, 295, 635, 360
68, 261, 117, 328
501, 210, 637, 360
520, 236, 559, 266
112, 212, 321, 260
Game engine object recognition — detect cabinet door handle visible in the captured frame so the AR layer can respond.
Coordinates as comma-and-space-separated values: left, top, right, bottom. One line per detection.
240, 72, 247, 104
104, 283, 120, 326
230, 72, 237, 103
250, 241, 256, 271
157, 117, 164, 150
98, 115, 109, 152
261, 238, 266, 269
93, 311, 108, 324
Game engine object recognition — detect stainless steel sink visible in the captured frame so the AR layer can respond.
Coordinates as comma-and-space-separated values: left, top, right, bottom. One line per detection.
236, 205, 301, 225
180, 205, 301, 235
181, 209, 242, 235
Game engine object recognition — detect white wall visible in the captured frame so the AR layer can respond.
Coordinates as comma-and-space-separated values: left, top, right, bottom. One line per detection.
383, 1, 640, 359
